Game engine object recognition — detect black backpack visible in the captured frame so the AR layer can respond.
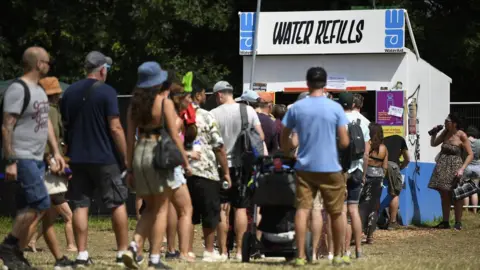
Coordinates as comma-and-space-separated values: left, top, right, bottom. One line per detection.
339, 119, 365, 172
0, 79, 31, 152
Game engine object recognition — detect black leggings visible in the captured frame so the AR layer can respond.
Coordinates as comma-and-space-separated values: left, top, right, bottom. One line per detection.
359, 176, 383, 237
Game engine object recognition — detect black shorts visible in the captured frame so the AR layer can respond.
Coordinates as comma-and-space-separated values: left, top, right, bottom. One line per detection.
187, 176, 221, 229
67, 163, 128, 209
221, 167, 252, 209
50, 192, 66, 206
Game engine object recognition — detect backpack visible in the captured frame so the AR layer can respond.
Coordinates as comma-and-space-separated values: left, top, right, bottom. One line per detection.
0, 79, 31, 152
0, 79, 31, 176
338, 118, 365, 172
236, 104, 264, 159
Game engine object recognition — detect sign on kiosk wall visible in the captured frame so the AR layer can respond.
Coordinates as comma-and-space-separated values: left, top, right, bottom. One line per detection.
239, 9, 405, 55
376, 91, 405, 137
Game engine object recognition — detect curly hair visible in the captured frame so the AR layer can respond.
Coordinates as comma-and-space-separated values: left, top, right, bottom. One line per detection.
369, 122, 384, 154
130, 83, 169, 126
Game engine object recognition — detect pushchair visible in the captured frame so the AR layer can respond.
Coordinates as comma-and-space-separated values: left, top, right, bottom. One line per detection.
240, 154, 313, 263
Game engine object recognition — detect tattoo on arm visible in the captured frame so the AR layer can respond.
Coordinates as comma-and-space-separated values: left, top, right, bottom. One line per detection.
2, 113, 18, 159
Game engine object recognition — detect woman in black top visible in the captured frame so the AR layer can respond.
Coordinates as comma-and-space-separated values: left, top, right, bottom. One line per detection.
359, 123, 388, 244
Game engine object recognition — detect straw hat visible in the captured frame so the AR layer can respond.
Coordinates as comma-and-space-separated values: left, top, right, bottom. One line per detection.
39, 77, 62, 96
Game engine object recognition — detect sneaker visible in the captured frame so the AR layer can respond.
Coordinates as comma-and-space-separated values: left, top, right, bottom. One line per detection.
115, 257, 124, 267
147, 261, 172, 269
187, 252, 196, 258
219, 253, 228, 262
342, 255, 352, 265
294, 258, 306, 267
74, 258, 93, 268
454, 222, 462, 231
54, 256, 75, 270
233, 253, 242, 261
355, 251, 364, 259
122, 247, 145, 270
327, 253, 334, 261
332, 256, 343, 267
434, 221, 450, 229
0, 243, 32, 270
202, 250, 222, 262
164, 250, 180, 260
388, 222, 402, 230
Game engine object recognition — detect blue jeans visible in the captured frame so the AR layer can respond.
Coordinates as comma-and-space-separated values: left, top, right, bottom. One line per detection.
16, 159, 50, 211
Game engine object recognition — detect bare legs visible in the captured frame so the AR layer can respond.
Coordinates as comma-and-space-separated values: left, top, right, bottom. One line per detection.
72, 203, 128, 259
217, 203, 230, 256
168, 185, 194, 260
389, 195, 400, 223
310, 208, 323, 260
234, 208, 248, 258
132, 193, 170, 259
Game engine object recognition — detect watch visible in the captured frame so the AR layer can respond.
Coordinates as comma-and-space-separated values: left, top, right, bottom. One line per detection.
5, 159, 17, 165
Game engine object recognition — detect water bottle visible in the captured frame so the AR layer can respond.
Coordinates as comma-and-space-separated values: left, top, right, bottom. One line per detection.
222, 181, 229, 190
193, 140, 201, 152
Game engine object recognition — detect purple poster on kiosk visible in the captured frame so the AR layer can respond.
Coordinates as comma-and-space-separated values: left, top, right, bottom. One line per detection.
376, 91, 404, 126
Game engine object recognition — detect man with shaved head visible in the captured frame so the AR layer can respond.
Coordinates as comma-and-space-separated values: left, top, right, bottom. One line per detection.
0, 46, 70, 269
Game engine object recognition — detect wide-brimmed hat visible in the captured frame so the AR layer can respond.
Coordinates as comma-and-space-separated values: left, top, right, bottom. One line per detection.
136, 62, 168, 88
39, 77, 62, 96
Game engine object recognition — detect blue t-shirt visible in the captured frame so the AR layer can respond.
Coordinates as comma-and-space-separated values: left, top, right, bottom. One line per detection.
282, 96, 348, 172
61, 79, 120, 165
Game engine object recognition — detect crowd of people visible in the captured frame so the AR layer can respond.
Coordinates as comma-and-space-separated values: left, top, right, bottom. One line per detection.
0, 46, 479, 270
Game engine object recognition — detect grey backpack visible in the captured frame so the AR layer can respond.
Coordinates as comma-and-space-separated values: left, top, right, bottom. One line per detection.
236, 104, 264, 158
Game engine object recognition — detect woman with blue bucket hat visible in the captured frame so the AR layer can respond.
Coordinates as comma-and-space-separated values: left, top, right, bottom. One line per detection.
122, 62, 193, 269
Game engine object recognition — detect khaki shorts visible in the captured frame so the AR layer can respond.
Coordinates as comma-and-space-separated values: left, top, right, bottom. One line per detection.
296, 171, 346, 215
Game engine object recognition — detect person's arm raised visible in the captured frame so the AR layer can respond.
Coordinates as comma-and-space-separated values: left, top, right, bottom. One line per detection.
431, 129, 446, 147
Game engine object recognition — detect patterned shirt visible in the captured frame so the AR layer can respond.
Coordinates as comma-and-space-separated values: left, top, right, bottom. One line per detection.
190, 104, 224, 181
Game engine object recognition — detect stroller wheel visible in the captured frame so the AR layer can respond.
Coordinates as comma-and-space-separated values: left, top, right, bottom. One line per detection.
305, 231, 313, 263
241, 232, 253, 263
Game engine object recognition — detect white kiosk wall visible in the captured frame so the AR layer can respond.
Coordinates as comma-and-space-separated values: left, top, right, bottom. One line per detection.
242, 49, 451, 163
240, 9, 452, 224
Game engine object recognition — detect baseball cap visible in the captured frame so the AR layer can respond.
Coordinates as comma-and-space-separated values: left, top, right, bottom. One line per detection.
297, 92, 309, 101
85, 51, 113, 70
213, 81, 233, 93
235, 90, 260, 103
136, 62, 168, 88
258, 92, 273, 103
338, 92, 353, 109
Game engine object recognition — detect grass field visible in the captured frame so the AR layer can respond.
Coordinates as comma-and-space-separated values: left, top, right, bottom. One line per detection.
1, 212, 480, 269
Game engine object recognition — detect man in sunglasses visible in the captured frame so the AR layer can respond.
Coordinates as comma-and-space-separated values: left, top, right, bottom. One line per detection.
60, 51, 129, 267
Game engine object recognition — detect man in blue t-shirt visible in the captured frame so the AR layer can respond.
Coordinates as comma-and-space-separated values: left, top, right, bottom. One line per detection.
61, 51, 128, 267
281, 67, 350, 266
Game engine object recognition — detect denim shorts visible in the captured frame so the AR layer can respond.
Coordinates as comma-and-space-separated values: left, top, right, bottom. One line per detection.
345, 169, 364, 205
16, 159, 51, 211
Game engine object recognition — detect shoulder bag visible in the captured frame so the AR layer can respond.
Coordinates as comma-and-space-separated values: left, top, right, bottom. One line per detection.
153, 98, 184, 170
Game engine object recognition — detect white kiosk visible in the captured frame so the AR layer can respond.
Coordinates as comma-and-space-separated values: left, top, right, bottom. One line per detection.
239, 9, 452, 224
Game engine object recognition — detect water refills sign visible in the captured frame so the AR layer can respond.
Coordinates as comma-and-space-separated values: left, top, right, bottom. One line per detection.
239, 9, 405, 55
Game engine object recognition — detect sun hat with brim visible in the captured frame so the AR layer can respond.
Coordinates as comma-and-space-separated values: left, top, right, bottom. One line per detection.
136, 61, 168, 88
39, 77, 62, 96
235, 90, 260, 103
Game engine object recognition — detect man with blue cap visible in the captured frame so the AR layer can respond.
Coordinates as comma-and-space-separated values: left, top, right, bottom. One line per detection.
61, 51, 129, 267
210, 82, 265, 261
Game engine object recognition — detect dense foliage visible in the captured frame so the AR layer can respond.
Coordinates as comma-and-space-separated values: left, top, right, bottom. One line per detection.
0, 0, 478, 100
